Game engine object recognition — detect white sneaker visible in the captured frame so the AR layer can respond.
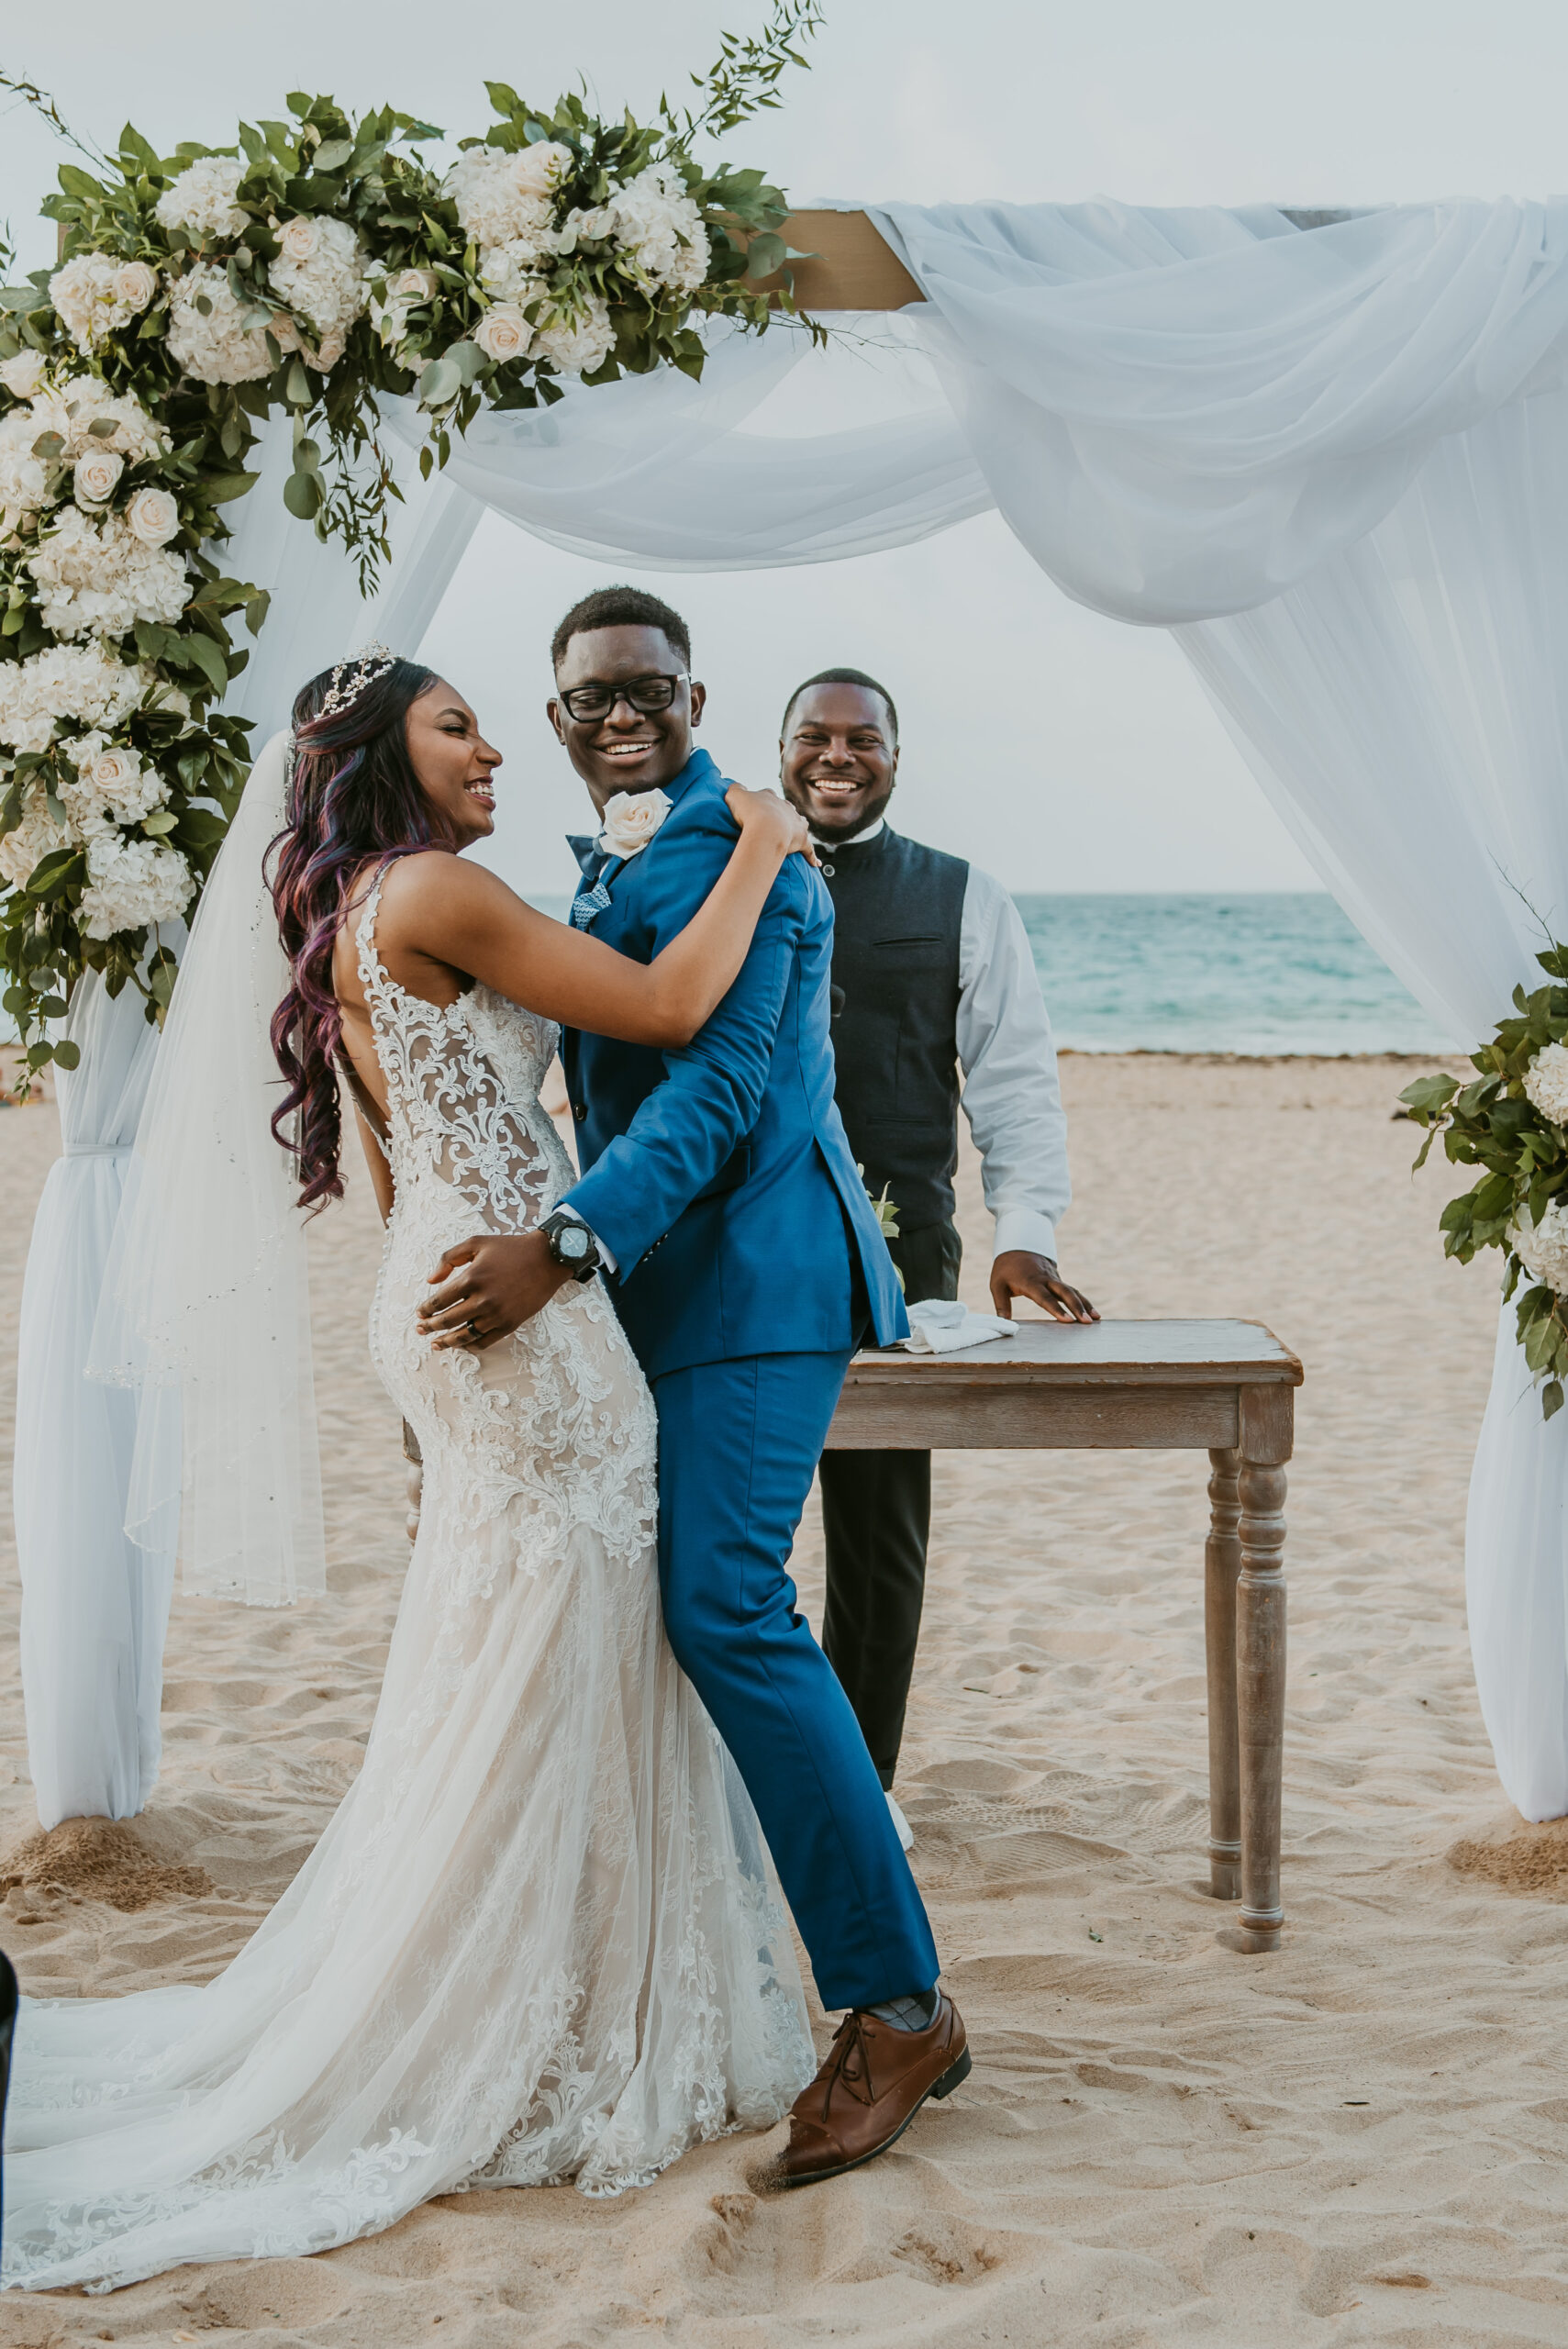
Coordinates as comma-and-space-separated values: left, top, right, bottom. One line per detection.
886, 1792, 914, 1851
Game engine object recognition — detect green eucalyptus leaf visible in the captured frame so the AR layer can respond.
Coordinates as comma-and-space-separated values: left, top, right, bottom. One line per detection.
283, 467, 322, 519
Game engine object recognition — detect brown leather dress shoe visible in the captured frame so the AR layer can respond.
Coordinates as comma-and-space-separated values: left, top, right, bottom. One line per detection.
773, 1994, 970, 2187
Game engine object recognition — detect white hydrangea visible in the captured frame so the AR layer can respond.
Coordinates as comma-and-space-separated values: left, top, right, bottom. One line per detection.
369, 265, 439, 351
27, 508, 189, 641
0, 407, 50, 517
49, 252, 154, 351
533, 289, 614, 377
166, 263, 292, 384
79, 829, 194, 939
33, 376, 169, 466
154, 156, 248, 242
552, 203, 619, 253
443, 141, 571, 252
609, 165, 710, 295
479, 240, 551, 305
267, 217, 368, 367
1514, 1199, 1568, 1297
61, 736, 169, 832
0, 781, 69, 887
0, 641, 151, 754
1524, 1041, 1568, 1129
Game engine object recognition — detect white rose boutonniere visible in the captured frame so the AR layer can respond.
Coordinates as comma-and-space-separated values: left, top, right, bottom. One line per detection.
599, 787, 673, 859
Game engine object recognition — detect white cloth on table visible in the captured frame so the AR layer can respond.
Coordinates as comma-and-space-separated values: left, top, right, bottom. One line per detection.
898, 1299, 1018, 1353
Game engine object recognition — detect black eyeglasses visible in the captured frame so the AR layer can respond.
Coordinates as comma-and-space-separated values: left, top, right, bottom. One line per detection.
558, 673, 688, 722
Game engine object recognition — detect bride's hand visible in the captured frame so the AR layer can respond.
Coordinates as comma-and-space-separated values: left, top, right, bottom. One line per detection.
725, 783, 820, 869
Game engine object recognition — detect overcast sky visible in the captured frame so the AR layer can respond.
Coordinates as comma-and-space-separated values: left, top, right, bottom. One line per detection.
5, 2, 1566, 896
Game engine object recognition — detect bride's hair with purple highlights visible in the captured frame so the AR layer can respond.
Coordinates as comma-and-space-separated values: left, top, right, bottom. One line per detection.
269, 657, 441, 1211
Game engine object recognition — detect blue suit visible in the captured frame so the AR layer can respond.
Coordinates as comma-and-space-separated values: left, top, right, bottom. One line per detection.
562, 749, 938, 2011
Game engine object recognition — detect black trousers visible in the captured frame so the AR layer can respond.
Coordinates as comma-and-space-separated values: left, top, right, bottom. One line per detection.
818, 1219, 962, 1790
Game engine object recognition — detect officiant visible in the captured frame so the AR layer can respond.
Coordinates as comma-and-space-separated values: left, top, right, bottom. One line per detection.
779, 667, 1096, 1818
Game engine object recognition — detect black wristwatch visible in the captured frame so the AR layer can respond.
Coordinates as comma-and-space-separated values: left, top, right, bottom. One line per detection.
539, 1208, 603, 1284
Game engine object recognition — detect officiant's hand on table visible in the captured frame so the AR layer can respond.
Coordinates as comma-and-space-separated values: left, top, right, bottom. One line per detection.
419, 1233, 571, 1350
989, 1251, 1098, 1324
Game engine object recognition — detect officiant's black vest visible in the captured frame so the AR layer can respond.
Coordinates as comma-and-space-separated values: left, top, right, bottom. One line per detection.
818, 824, 968, 1232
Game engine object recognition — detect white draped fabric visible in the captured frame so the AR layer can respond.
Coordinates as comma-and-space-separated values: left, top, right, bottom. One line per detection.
15, 421, 479, 1818
16, 972, 173, 1827
19, 195, 1568, 1821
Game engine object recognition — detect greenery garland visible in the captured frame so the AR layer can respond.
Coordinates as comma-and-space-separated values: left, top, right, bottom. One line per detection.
1402, 944, 1568, 1419
0, 4, 820, 1085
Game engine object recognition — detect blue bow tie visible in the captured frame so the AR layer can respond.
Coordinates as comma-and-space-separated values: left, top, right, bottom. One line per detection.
566, 832, 616, 930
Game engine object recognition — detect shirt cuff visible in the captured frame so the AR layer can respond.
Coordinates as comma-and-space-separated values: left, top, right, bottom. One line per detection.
554, 1205, 617, 1276
992, 1209, 1057, 1264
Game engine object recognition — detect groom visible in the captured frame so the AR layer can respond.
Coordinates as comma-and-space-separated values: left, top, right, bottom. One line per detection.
419, 585, 969, 2184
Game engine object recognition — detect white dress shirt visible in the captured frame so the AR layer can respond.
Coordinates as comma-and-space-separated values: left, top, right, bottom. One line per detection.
833, 816, 1069, 1263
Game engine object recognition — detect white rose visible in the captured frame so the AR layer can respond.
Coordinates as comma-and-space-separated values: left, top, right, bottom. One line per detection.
473, 304, 533, 363
72, 448, 124, 507
512, 140, 573, 198
0, 351, 47, 399
86, 746, 139, 796
390, 267, 438, 305
599, 787, 673, 860
1524, 1041, 1568, 1130
277, 216, 317, 262
125, 485, 180, 546
114, 261, 158, 313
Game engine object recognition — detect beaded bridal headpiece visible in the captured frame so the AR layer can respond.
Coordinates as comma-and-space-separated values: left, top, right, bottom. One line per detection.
318, 641, 397, 718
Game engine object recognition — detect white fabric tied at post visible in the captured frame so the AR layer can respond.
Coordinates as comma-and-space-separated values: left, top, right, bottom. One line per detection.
862, 195, 1568, 1814
12, 419, 481, 1820
15, 968, 175, 1827
88, 424, 483, 1616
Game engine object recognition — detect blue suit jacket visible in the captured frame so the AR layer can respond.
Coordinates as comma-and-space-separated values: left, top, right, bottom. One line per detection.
560, 749, 907, 1381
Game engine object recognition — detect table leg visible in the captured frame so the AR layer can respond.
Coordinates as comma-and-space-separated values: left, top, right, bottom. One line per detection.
1237, 1453, 1287, 1952
1204, 1447, 1242, 1900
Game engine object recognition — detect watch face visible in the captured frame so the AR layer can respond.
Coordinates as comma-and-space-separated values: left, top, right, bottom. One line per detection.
558, 1223, 590, 1261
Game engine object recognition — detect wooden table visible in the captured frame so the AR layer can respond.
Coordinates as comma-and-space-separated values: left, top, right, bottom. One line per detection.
824, 1319, 1303, 1953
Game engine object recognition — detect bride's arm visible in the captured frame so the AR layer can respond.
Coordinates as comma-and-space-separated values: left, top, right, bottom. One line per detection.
391, 788, 814, 1048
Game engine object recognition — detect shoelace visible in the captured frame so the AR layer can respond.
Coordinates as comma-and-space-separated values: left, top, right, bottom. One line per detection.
812, 2009, 881, 2115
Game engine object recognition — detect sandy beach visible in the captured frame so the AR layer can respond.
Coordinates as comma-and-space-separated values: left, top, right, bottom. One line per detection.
3, 1052, 1566, 2345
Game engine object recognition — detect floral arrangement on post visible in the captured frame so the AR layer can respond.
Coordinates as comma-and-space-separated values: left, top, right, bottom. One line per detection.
0, 3, 820, 1085
1401, 943, 1568, 1418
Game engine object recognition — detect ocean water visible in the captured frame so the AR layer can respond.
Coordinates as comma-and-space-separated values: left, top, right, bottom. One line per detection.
1016, 894, 1454, 1057
528, 888, 1452, 1058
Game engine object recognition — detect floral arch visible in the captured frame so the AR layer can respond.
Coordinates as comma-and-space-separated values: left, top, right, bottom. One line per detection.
0, 6, 818, 1083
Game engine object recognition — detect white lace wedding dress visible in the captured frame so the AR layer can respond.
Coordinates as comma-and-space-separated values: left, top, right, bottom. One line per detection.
2, 871, 814, 2294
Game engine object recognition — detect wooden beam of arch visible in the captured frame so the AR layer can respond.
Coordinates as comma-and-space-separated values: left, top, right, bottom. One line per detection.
771, 210, 923, 309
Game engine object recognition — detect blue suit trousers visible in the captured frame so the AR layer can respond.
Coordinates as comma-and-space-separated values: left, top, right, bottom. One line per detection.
652, 1349, 940, 2013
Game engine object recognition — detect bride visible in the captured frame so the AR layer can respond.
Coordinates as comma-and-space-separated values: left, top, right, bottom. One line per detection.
2, 649, 820, 2292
